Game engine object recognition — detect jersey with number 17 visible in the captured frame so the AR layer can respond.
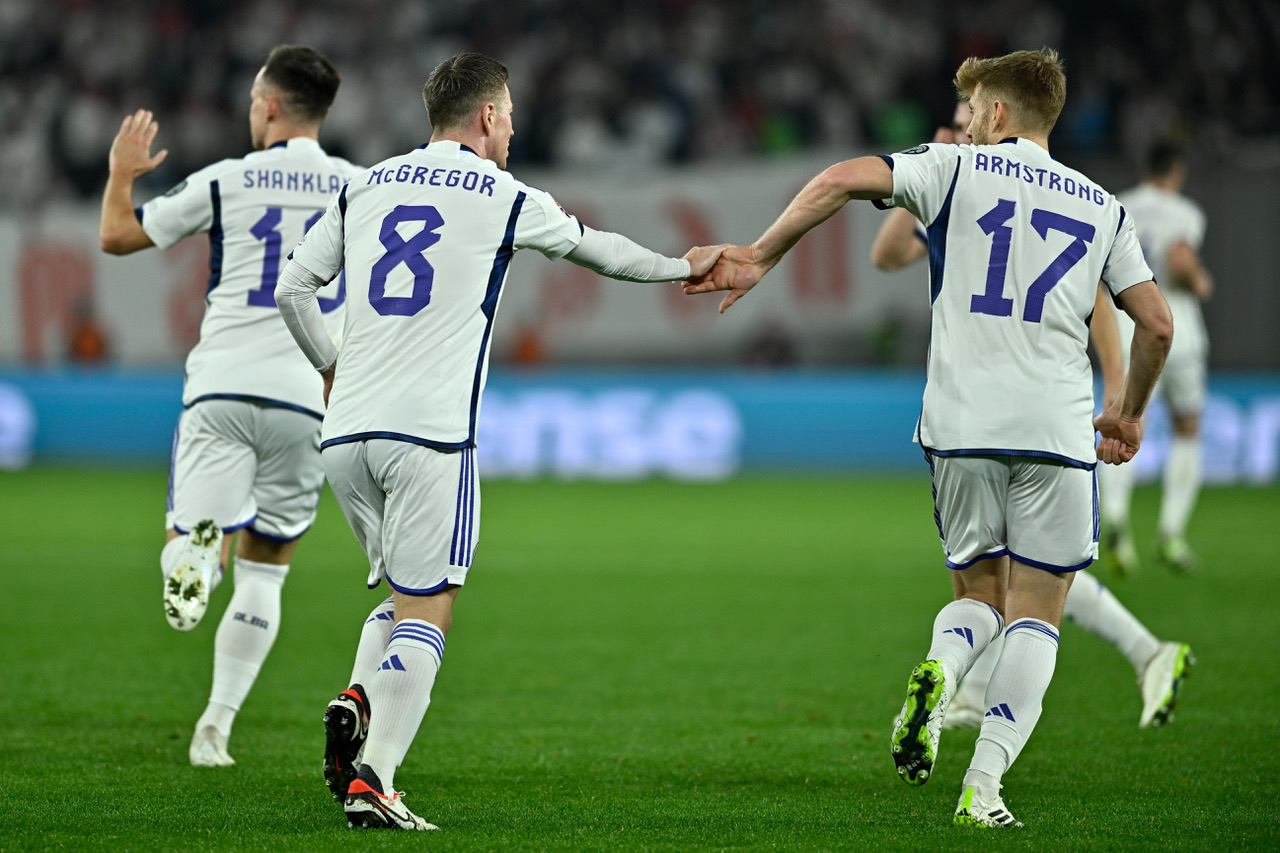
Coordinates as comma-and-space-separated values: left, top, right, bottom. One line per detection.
139, 137, 360, 417
881, 138, 1153, 467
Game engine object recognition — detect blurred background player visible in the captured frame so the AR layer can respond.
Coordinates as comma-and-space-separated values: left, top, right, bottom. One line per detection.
98, 45, 359, 767
870, 101, 1193, 732
688, 48, 1174, 828
1099, 140, 1213, 575
276, 52, 725, 830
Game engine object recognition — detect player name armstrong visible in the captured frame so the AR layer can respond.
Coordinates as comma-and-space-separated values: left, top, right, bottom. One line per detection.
365, 163, 497, 196
241, 169, 345, 194
973, 152, 1106, 206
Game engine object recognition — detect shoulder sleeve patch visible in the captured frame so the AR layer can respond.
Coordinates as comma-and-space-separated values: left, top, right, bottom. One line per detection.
900, 145, 929, 155
162, 180, 188, 197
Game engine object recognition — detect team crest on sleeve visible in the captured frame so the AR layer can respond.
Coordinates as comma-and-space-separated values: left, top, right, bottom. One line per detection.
900, 145, 930, 155
163, 180, 188, 197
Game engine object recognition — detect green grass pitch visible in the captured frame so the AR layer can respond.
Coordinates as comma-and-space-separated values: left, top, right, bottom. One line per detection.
2, 468, 1278, 851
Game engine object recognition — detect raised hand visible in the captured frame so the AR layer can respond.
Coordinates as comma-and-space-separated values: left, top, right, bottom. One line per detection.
683, 244, 769, 313
109, 109, 168, 179
1093, 407, 1143, 465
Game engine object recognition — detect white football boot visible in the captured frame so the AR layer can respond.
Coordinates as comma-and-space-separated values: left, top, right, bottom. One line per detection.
164, 519, 223, 631
1139, 642, 1194, 728
189, 724, 235, 767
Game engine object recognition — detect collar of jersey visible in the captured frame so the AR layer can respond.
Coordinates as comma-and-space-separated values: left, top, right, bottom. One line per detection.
261, 137, 322, 153
418, 140, 479, 158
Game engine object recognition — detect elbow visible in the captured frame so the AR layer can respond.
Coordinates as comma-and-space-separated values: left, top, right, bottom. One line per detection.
870, 247, 904, 272
99, 231, 127, 255
1148, 312, 1174, 355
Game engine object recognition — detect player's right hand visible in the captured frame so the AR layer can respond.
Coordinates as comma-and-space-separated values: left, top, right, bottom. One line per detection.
110, 109, 168, 179
683, 244, 767, 313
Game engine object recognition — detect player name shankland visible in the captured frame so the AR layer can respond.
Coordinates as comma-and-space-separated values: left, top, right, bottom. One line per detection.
973, 151, 1106, 206
241, 168, 345, 194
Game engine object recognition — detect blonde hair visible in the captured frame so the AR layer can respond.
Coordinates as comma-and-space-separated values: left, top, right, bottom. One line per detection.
954, 48, 1066, 136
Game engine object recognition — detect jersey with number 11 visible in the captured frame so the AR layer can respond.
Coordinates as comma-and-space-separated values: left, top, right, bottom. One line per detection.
139, 137, 360, 417
881, 138, 1153, 467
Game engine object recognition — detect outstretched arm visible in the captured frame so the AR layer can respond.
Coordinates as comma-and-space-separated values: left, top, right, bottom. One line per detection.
564, 225, 726, 283
100, 110, 167, 255
683, 156, 894, 312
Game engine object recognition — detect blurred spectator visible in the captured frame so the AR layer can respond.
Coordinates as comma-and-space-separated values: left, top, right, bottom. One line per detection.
1, 0, 1278, 209
66, 296, 111, 365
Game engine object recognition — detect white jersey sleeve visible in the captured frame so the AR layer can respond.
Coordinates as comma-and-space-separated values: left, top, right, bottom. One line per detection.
514, 187, 583, 258
139, 166, 220, 249
884, 143, 965, 226
1103, 212, 1155, 297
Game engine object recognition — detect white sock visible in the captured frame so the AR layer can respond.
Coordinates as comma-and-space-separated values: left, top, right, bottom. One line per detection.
968, 618, 1060, 783
360, 619, 445, 792
955, 633, 1003, 709
196, 559, 287, 736
1098, 459, 1134, 529
926, 598, 1004, 688
350, 596, 396, 689
1063, 570, 1159, 674
1159, 435, 1202, 540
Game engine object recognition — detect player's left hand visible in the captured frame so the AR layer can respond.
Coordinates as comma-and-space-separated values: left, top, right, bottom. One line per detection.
110, 109, 168, 179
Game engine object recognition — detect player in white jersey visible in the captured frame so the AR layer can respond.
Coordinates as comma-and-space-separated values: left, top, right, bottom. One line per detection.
1100, 141, 1214, 574
871, 102, 1193, 732
687, 49, 1174, 827
274, 53, 724, 831
99, 45, 360, 768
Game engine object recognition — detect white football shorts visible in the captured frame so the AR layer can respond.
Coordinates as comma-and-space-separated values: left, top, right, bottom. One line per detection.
926, 452, 1098, 572
322, 439, 478, 595
167, 398, 324, 541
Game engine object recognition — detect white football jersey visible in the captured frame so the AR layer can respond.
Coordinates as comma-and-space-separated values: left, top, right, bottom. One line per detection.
882, 138, 1153, 467
140, 137, 360, 416
1115, 183, 1208, 356
289, 141, 584, 450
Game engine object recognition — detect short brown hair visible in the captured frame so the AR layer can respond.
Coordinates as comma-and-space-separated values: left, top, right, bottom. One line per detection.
954, 48, 1066, 136
262, 45, 340, 123
421, 53, 510, 132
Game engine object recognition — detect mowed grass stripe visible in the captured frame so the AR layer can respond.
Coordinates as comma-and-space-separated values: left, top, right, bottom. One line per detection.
1, 469, 1277, 850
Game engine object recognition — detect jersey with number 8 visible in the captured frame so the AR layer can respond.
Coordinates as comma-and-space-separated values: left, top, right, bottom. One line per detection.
139, 137, 359, 416
289, 141, 584, 451
882, 138, 1153, 467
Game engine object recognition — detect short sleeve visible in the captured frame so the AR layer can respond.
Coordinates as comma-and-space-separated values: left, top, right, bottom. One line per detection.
138, 168, 218, 250
886, 144, 964, 227
289, 183, 347, 280
514, 189, 584, 260
1103, 213, 1155, 296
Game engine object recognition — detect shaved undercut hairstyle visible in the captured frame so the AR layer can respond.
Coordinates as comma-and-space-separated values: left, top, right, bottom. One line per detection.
261, 45, 341, 122
422, 53, 510, 132
954, 48, 1067, 136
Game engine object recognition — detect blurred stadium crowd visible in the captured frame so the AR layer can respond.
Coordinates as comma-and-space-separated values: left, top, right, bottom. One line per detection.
1, 0, 1277, 207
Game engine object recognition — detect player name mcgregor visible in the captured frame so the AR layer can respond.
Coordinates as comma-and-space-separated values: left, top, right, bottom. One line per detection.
242, 169, 346, 194
973, 152, 1105, 206
365, 164, 497, 196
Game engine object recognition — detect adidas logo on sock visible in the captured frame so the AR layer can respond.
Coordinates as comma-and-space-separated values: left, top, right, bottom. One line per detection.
378, 655, 407, 672
944, 627, 975, 647
984, 703, 1016, 721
